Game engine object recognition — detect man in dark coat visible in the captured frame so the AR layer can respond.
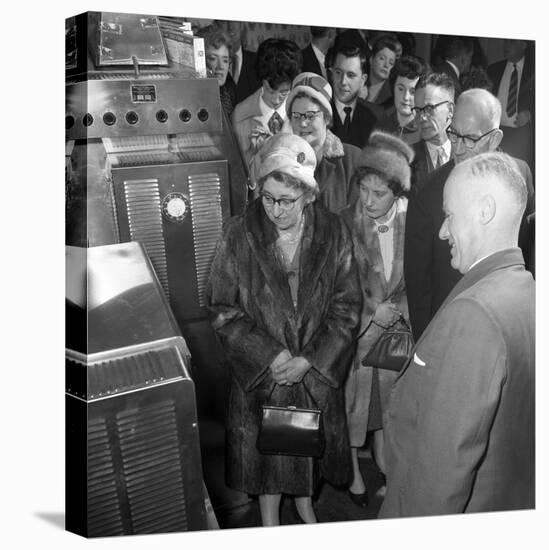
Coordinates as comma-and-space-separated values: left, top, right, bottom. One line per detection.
433, 35, 474, 96
301, 26, 336, 78
380, 151, 535, 517
405, 88, 534, 341
410, 72, 455, 192
487, 39, 535, 177
329, 45, 378, 149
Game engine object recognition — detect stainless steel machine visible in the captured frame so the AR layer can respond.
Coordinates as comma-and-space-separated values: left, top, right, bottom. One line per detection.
66, 242, 216, 537
65, 12, 251, 536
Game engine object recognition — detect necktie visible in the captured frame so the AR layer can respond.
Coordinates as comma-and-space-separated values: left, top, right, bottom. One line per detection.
435, 146, 446, 169
268, 111, 284, 135
506, 63, 518, 117
343, 106, 352, 139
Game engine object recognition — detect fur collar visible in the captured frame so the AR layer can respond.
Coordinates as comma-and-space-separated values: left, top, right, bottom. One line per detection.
322, 130, 345, 159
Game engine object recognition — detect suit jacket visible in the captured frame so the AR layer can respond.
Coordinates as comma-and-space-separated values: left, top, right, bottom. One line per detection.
404, 156, 534, 341
379, 248, 535, 517
301, 43, 324, 77
410, 140, 445, 192
232, 88, 292, 167
331, 98, 378, 149
235, 49, 261, 104
487, 54, 534, 119
434, 60, 461, 95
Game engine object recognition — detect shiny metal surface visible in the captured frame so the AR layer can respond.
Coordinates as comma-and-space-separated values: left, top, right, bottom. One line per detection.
97, 13, 168, 66
66, 78, 222, 140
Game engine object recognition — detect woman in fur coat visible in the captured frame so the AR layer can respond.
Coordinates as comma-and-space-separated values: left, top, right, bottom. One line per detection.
207, 133, 361, 526
340, 131, 415, 507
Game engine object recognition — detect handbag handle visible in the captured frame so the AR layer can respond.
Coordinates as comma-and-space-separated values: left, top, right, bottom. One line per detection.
357, 311, 409, 339
266, 377, 319, 409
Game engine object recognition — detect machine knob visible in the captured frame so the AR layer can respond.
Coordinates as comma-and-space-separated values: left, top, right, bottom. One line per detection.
197, 108, 209, 122
83, 113, 94, 127
65, 116, 75, 130
156, 109, 168, 123
125, 111, 139, 125
103, 112, 116, 126
179, 109, 192, 122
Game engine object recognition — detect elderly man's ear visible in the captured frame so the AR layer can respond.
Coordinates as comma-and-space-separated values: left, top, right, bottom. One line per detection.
479, 194, 496, 225
488, 128, 504, 151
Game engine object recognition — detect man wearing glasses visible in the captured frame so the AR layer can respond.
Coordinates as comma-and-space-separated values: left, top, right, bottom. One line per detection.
404, 88, 533, 341
410, 72, 455, 191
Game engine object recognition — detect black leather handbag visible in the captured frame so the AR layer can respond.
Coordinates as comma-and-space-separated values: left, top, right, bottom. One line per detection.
362, 318, 414, 372
257, 383, 325, 458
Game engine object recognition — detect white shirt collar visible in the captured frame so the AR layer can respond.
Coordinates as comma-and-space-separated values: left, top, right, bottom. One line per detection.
311, 43, 325, 64
334, 97, 357, 121
374, 201, 397, 230
259, 88, 287, 119
426, 139, 452, 165
445, 59, 460, 79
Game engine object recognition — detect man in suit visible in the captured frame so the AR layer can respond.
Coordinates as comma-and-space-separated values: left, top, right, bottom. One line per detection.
404, 88, 534, 341
380, 151, 535, 518
215, 19, 261, 104
487, 39, 535, 177
329, 45, 378, 149
434, 35, 474, 95
301, 26, 336, 79
411, 72, 455, 191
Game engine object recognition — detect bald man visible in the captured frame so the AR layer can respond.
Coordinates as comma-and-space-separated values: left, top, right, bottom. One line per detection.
404, 88, 534, 341
379, 152, 535, 518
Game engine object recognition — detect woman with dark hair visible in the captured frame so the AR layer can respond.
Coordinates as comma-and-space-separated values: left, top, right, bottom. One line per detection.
375, 54, 428, 145
341, 131, 414, 506
366, 35, 399, 107
196, 26, 237, 116
232, 38, 302, 165
207, 132, 361, 526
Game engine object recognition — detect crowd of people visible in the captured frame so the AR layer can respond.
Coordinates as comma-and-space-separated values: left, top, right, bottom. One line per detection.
204, 21, 536, 526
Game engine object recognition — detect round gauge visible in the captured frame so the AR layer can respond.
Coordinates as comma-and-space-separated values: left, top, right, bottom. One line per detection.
162, 192, 190, 223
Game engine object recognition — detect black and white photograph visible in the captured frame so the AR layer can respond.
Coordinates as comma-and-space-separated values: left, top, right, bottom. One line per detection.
4, 1, 547, 549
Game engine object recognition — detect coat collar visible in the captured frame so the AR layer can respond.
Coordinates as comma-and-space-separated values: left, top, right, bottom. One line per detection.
243, 199, 333, 316
322, 130, 345, 159
396, 247, 525, 381
231, 88, 263, 123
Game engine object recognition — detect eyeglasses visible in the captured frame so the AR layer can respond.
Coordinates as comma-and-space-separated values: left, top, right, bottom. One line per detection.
447, 128, 498, 149
260, 192, 304, 209
411, 100, 452, 118
290, 111, 323, 122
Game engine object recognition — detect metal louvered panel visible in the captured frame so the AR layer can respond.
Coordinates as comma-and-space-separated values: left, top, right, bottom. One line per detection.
188, 173, 223, 307
87, 417, 124, 537
123, 179, 170, 298
117, 400, 188, 533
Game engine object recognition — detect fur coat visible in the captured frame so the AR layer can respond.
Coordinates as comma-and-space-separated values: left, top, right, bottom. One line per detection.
315, 130, 362, 214
341, 197, 410, 446
206, 199, 362, 495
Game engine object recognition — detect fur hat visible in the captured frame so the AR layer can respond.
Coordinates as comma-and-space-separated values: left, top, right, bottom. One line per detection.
286, 72, 333, 118
358, 131, 415, 192
255, 132, 318, 192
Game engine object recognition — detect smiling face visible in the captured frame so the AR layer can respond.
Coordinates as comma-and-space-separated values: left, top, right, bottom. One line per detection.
261, 175, 308, 231
439, 172, 481, 273
289, 96, 327, 154
331, 53, 367, 105
394, 75, 418, 118
371, 47, 396, 82
205, 44, 230, 86
359, 173, 396, 221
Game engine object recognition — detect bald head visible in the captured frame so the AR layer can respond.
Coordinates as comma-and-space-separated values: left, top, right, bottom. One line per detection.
451, 88, 503, 164
440, 152, 527, 273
